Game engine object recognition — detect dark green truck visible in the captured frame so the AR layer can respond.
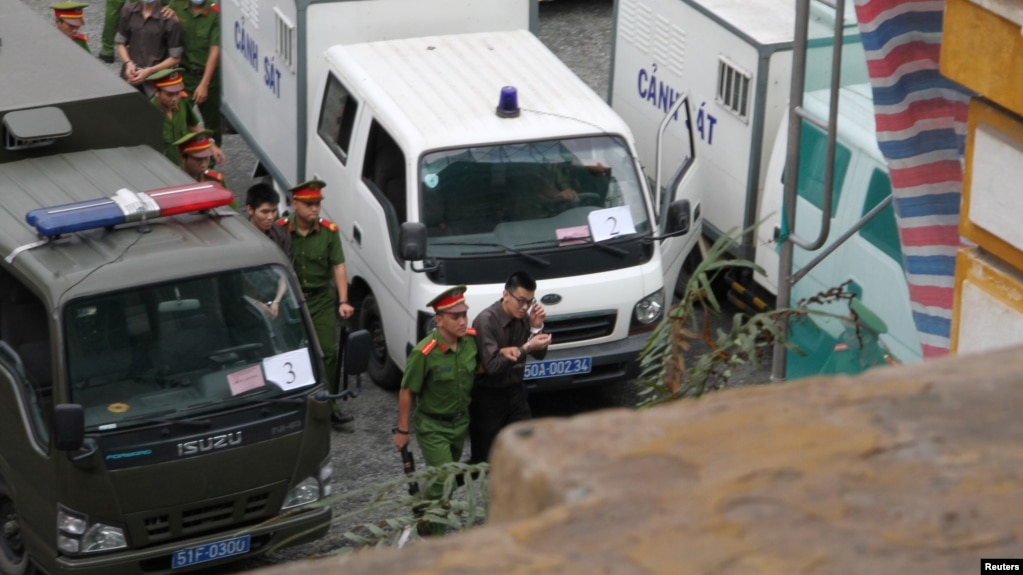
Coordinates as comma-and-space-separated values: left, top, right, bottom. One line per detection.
0, 3, 352, 573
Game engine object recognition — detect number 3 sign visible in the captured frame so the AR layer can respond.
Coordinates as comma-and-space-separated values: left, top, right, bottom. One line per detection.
263, 348, 316, 391
588, 206, 636, 242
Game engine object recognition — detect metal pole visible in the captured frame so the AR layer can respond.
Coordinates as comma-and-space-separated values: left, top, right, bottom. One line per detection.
771, 0, 812, 383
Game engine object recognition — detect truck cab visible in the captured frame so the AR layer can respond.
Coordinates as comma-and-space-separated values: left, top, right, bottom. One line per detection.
306, 30, 696, 390
0, 148, 344, 575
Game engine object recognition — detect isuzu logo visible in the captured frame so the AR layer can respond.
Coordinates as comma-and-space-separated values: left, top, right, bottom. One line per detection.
177, 431, 243, 456
541, 294, 562, 305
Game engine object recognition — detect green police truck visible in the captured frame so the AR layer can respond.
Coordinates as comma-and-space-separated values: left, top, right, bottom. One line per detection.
0, 147, 349, 575
0, 3, 354, 573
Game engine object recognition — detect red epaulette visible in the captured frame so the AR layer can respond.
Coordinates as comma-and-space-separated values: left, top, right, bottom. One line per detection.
420, 339, 438, 355
465, 328, 477, 336
319, 218, 338, 232
210, 3, 219, 12
75, 33, 89, 41
275, 217, 290, 227
203, 169, 225, 183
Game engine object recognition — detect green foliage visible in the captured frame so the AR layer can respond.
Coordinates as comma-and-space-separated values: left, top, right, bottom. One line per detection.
260, 461, 489, 555
637, 232, 804, 406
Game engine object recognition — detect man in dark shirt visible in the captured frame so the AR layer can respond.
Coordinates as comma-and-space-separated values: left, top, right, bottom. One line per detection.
245, 182, 291, 261
469, 271, 551, 463
115, 0, 182, 93
244, 182, 291, 320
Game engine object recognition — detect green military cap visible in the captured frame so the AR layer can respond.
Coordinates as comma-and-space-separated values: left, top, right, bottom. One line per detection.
289, 179, 326, 202
427, 285, 468, 313
849, 298, 887, 335
51, 1, 88, 25
173, 129, 215, 158
148, 67, 185, 92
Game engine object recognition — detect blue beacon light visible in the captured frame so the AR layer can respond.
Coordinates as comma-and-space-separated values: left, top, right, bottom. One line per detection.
26, 182, 234, 238
496, 86, 520, 118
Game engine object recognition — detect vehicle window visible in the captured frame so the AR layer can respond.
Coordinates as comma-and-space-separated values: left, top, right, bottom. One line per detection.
361, 121, 407, 260
796, 119, 850, 218
859, 168, 904, 267
419, 135, 649, 256
317, 74, 359, 164
64, 266, 317, 430
0, 270, 52, 444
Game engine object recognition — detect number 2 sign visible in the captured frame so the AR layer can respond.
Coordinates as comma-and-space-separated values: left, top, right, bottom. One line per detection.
588, 206, 636, 242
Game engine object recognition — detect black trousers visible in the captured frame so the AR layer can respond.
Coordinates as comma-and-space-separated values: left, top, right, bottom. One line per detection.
469, 383, 531, 464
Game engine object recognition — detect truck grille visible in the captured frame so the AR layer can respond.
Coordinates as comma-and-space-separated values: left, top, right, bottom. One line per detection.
141, 491, 271, 543
545, 311, 617, 343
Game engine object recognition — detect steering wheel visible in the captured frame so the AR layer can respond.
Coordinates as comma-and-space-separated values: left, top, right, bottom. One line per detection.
574, 192, 603, 207
208, 343, 263, 361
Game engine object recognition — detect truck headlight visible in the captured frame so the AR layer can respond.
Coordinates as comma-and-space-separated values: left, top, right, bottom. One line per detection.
57, 506, 127, 554
632, 288, 664, 328
282, 477, 321, 510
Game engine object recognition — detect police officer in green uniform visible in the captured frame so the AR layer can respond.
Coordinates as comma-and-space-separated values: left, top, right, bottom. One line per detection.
98, 0, 129, 62
171, 129, 227, 188
820, 297, 897, 375
166, 0, 222, 144
148, 68, 224, 167
277, 180, 355, 425
51, 2, 92, 53
393, 286, 477, 533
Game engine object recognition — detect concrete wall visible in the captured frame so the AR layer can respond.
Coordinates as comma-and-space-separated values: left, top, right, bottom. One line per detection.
253, 344, 1023, 575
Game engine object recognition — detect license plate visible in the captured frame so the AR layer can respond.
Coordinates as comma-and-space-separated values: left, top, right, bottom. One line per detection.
172, 535, 251, 569
523, 357, 592, 380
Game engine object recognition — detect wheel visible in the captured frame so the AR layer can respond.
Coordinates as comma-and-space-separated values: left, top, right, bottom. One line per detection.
673, 249, 701, 300
357, 295, 402, 391
0, 484, 29, 575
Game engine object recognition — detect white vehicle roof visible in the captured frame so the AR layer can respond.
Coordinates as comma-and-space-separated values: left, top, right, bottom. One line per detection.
696, 0, 798, 46
324, 30, 635, 153
690, 0, 856, 46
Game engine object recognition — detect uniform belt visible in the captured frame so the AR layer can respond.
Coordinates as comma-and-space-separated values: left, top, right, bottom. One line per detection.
302, 285, 329, 298
418, 410, 465, 423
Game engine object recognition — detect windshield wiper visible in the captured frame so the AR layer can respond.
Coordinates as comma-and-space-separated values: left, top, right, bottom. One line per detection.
111, 409, 214, 429
431, 241, 551, 267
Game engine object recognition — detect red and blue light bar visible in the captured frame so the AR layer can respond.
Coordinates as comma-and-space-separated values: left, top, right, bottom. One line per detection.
26, 183, 234, 238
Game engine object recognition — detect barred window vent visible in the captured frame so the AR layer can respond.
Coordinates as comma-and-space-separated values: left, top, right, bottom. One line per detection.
716, 58, 751, 121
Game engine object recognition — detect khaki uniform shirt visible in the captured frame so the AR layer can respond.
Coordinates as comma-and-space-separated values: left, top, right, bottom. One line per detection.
402, 330, 477, 417
167, 0, 220, 74
150, 95, 200, 165
282, 216, 345, 293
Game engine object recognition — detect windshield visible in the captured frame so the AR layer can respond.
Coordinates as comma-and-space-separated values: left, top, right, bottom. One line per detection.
64, 266, 317, 430
419, 136, 650, 257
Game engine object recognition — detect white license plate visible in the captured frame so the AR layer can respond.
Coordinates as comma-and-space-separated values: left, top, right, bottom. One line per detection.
523, 357, 592, 380
172, 535, 251, 569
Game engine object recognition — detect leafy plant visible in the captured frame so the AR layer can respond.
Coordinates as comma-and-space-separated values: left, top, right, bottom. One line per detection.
637, 233, 805, 406
260, 461, 489, 555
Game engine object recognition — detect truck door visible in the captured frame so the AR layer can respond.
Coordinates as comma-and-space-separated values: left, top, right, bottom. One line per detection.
0, 272, 56, 571
654, 94, 699, 297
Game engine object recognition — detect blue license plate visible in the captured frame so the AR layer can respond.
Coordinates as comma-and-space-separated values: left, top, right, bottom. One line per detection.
172, 535, 251, 569
523, 357, 592, 380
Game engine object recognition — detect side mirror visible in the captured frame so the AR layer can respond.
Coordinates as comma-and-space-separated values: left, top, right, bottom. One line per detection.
53, 404, 85, 451
398, 222, 428, 261
344, 329, 371, 376
666, 199, 691, 236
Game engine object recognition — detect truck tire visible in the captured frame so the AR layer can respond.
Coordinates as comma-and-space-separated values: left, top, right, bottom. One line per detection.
358, 294, 402, 391
0, 484, 29, 575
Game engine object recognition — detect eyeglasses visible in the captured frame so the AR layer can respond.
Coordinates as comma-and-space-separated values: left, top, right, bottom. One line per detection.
510, 295, 536, 308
